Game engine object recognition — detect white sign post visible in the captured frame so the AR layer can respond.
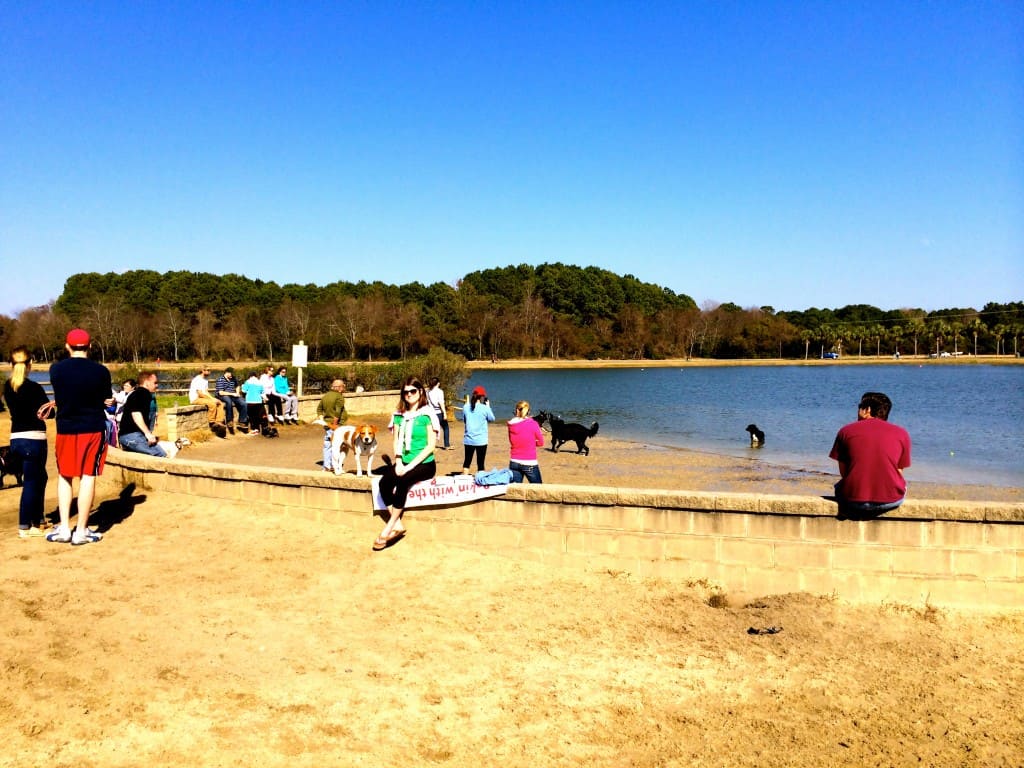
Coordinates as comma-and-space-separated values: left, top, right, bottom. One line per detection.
292, 341, 308, 396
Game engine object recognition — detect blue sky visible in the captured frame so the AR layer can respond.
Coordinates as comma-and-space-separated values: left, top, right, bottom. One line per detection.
2, 1, 1021, 317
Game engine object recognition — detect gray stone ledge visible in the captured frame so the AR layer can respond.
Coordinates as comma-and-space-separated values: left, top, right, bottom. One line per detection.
105, 450, 1023, 524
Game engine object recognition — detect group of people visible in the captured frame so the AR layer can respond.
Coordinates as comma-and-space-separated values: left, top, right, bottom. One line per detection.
4, 329, 112, 544
367, 378, 546, 551
453, 384, 544, 483
3, 331, 912, 548
367, 380, 911, 551
191, 365, 299, 437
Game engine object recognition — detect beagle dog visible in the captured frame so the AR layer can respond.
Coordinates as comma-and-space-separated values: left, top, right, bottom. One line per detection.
331, 424, 379, 476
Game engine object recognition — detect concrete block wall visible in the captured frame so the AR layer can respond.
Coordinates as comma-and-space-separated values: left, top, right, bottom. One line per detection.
101, 451, 1024, 611
163, 405, 209, 442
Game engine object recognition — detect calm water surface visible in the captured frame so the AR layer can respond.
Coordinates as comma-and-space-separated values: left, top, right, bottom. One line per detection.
463, 365, 1023, 487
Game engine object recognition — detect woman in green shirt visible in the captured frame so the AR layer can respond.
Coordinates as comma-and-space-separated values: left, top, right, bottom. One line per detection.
374, 376, 439, 551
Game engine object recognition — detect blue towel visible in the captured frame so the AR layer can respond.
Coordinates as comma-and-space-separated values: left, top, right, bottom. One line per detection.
474, 468, 514, 486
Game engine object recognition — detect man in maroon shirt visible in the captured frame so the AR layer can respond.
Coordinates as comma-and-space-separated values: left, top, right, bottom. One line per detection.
829, 391, 911, 518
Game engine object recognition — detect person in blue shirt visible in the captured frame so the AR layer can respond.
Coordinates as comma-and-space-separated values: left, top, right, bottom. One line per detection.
241, 372, 266, 436
458, 385, 495, 474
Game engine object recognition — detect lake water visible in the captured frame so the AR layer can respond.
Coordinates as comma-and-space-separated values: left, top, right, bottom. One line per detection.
462, 365, 1023, 488
25, 365, 1021, 487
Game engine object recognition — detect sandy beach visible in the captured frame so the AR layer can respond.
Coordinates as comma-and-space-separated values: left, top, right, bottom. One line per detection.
1, 413, 1022, 766
177, 414, 1022, 503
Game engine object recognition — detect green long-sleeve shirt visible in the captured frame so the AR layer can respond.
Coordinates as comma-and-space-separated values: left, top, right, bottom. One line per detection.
317, 391, 346, 424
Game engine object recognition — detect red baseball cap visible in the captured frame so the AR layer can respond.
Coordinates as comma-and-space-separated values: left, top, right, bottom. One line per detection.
66, 328, 91, 347
472, 385, 487, 396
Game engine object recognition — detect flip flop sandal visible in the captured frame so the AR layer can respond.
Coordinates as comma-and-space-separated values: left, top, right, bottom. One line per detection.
372, 536, 389, 551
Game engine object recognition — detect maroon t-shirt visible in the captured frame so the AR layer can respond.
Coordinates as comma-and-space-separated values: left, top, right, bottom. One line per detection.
829, 418, 911, 503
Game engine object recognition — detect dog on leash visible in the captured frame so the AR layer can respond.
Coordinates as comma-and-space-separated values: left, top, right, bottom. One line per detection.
745, 423, 765, 447
548, 416, 599, 455
331, 424, 379, 476
0, 445, 24, 488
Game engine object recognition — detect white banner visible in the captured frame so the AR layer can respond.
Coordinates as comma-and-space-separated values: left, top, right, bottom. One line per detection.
372, 475, 507, 512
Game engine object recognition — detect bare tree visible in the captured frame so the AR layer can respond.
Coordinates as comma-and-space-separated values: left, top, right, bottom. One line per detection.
213, 308, 255, 361
193, 309, 217, 360
158, 308, 190, 361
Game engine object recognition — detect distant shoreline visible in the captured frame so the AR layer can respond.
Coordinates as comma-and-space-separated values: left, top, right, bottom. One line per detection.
24, 354, 1022, 374
466, 355, 1023, 370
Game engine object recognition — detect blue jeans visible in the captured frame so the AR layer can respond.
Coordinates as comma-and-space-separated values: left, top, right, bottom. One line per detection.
11, 438, 48, 529
837, 498, 904, 519
509, 461, 543, 484
322, 429, 334, 470
437, 416, 450, 449
218, 395, 248, 425
119, 431, 167, 457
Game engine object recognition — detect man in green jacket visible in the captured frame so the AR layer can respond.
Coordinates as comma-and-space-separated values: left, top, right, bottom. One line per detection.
317, 379, 346, 471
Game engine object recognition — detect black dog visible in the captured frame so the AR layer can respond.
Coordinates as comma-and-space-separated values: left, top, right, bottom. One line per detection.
548, 416, 599, 455
0, 445, 24, 488
745, 423, 765, 447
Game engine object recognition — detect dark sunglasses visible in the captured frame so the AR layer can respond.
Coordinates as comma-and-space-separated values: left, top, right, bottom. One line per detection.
403, 387, 420, 395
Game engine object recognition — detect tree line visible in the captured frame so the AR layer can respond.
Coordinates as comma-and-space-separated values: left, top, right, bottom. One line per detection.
1, 264, 1021, 363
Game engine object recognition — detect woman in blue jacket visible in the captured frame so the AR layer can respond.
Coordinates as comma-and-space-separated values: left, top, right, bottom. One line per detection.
458, 385, 495, 474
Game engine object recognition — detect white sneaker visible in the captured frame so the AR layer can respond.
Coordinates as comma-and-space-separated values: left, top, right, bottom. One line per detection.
71, 529, 103, 546
18, 527, 45, 539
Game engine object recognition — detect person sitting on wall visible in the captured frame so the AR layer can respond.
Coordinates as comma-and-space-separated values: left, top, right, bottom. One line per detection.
274, 366, 299, 424
189, 365, 226, 437
829, 391, 912, 518
118, 371, 181, 458
215, 367, 248, 435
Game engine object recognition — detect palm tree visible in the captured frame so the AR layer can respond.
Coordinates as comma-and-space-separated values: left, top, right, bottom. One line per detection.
931, 319, 951, 356
889, 324, 903, 357
800, 329, 815, 360
870, 324, 884, 357
966, 317, 986, 355
848, 325, 865, 357
993, 323, 1008, 356
906, 315, 926, 357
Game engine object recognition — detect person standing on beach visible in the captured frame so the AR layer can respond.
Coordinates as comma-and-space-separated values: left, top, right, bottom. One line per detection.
3, 347, 53, 537
458, 385, 494, 474
507, 400, 544, 483
317, 378, 347, 470
426, 377, 450, 450
241, 371, 266, 435
373, 377, 439, 551
47, 328, 113, 545
829, 391, 911, 517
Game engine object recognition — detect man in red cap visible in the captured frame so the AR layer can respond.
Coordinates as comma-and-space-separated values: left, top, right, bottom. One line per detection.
47, 328, 113, 545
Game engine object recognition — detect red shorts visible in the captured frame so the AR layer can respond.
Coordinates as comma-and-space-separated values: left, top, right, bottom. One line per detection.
55, 432, 108, 478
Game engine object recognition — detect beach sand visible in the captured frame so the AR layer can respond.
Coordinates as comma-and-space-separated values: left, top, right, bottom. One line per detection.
1, 414, 1022, 766
182, 414, 1021, 503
